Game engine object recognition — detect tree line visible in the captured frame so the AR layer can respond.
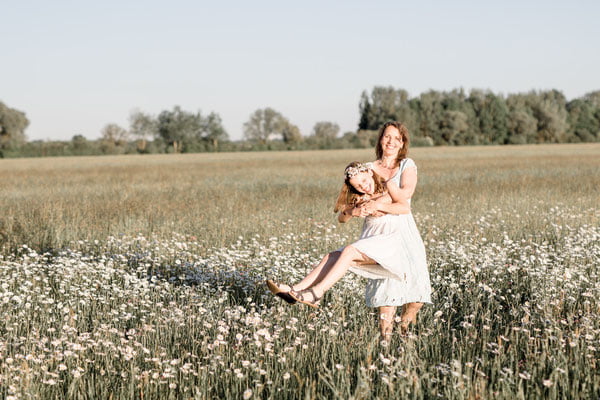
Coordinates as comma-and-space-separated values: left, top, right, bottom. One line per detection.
1, 86, 599, 157
359, 87, 600, 145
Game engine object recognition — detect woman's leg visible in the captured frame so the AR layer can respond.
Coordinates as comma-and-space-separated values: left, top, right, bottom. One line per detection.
379, 306, 396, 343
400, 302, 423, 334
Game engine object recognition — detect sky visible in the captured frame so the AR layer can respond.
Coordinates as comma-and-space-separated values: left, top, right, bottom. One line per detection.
2, 0, 600, 141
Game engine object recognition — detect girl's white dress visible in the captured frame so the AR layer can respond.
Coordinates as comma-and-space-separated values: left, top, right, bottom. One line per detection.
348, 158, 432, 307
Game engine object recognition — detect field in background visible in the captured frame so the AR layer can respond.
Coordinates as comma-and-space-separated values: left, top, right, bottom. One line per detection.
1, 144, 599, 399
2, 143, 599, 253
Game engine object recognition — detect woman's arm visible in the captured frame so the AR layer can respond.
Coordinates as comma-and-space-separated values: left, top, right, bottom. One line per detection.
364, 168, 417, 215
365, 192, 410, 215
387, 167, 417, 203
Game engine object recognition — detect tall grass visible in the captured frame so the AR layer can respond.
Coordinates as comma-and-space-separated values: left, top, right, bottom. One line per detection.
0, 144, 598, 399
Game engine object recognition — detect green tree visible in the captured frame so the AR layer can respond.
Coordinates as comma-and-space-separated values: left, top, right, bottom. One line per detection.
507, 110, 538, 144
311, 121, 340, 148
156, 106, 203, 153
243, 108, 300, 144
101, 123, 129, 145
129, 110, 156, 152
202, 112, 229, 150
533, 90, 569, 143
439, 110, 470, 145
468, 90, 509, 144
417, 90, 445, 144
566, 99, 600, 142
0, 101, 29, 151
358, 87, 417, 132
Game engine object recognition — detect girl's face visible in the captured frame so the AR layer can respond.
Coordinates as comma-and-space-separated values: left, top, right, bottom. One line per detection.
380, 126, 404, 156
349, 171, 375, 195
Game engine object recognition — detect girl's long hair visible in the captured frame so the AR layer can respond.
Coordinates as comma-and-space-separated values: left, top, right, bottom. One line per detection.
334, 162, 386, 213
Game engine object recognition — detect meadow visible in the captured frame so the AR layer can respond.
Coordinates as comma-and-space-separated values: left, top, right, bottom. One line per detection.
0, 144, 599, 399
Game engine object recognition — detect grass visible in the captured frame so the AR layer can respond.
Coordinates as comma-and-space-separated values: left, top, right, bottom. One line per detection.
0, 143, 599, 399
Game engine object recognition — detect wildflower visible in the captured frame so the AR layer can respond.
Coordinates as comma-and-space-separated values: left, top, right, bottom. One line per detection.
243, 389, 253, 399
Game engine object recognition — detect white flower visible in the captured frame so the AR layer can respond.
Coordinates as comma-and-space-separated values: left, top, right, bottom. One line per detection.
243, 389, 253, 399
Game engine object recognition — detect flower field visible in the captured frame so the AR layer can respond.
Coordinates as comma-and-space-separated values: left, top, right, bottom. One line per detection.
1, 144, 599, 399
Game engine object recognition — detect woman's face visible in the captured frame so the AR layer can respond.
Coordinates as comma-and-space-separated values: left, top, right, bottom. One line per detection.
380, 126, 404, 156
349, 171, 375, 195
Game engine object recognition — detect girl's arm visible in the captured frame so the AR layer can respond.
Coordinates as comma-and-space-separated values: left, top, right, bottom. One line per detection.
337, 204, 362, 223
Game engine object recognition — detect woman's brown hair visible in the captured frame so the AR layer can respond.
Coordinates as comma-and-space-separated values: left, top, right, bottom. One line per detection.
375, 121, 410, 164
334, 161, 386, 213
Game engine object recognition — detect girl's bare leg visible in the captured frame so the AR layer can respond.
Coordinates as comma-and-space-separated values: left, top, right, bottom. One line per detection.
400, 302, 423, 334
379, 306, 396, 343
309, 245, 375, 298
290, 251, 341, 291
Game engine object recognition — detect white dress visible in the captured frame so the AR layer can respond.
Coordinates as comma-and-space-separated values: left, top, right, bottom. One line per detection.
348, 158, 432, 307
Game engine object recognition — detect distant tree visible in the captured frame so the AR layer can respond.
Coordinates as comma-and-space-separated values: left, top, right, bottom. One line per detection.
358, 87, 417, 132
533, 90, 569, 143
468, 90, 509, 144
202, 112, 229, 149
417, 90, 445, 144
281, 120, 302, 144
0, 101, 29, 150
71, 134, 88, 151
311, 121, 340, 147
566, 99, 600, 142
156, 106, 203, 153
439, 110, 469, 145
129, 110, 156, 152
243, 108, 300, 144
101, 123, 129, 146
507, 110, 538, 144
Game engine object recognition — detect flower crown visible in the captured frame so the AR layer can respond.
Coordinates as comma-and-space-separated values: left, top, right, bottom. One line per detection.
344, 163, 369, 179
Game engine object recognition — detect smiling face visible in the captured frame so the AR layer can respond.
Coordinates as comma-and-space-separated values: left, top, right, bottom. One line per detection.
348, 170, 375, 195
380, 126, 404, 157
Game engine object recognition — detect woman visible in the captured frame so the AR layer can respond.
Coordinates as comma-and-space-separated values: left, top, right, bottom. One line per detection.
267, 122, 431, 339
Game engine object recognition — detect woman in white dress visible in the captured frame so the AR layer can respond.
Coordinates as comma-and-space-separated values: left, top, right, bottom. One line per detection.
267, 122, 431, 339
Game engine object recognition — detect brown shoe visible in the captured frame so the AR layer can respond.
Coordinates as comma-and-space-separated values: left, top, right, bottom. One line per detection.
289, 288, 321, 308
265, 279, 297, 304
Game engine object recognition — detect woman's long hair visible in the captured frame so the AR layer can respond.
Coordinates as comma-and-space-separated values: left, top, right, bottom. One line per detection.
375, 121, 410, 164
334, 161, 386, 213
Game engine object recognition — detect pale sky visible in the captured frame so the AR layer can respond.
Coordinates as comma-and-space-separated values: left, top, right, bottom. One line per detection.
2, 0, 599, 141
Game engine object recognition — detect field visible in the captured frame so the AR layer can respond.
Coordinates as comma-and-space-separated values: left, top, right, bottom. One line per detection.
1, 144, 599, 399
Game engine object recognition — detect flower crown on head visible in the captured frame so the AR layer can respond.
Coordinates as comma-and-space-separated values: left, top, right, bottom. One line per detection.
344, 163, 369, 179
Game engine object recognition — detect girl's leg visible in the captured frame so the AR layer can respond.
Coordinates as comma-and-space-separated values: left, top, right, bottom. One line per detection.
400, 302, 423, 334
309, 245, 375, 298
290, 251, 341, 291
379, 306, 396, 343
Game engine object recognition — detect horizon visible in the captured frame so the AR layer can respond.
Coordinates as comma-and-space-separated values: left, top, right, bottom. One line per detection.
3, 0, 599, 142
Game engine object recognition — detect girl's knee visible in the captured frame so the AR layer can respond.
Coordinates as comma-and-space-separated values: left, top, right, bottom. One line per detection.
342, 245, 359, 257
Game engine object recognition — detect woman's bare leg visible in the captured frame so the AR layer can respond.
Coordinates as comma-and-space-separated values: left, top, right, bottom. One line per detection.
400, 302, 423, 334
290, 251, 341, 291
379, 306, 396, 343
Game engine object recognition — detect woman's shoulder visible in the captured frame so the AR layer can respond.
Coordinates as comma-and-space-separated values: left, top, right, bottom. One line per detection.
400, 158, 417, 172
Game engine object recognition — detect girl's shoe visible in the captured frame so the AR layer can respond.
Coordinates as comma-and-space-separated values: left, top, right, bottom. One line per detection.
265, 280, 297, 304
289, 288, 321, 308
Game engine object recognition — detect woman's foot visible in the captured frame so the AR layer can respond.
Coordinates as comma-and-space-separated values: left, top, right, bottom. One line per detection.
265, 280, 297, 304
400, 302, 422, 335
378, 306, 396, 343
289, 287, 322, 308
